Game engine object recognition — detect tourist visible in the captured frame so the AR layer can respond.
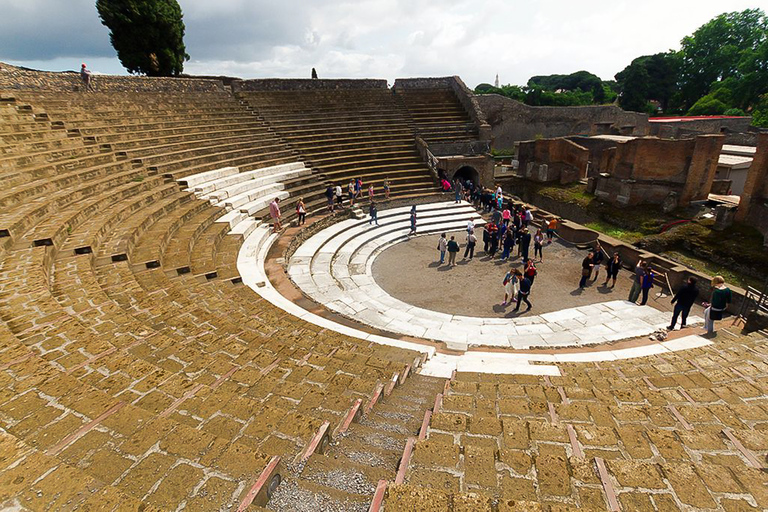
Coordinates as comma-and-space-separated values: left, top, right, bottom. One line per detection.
437, 233, 447, 264
703, 276, 732, 335
467, 219, 475, 235
408, 205, 417, 235
501, 227, 514, 260
80, 63, 94, 91
369, 201, 378, 226
502, 206, 511, 226
640, 266, 655, 305
628, 261, 647, 303
447, 236, 460, 266
669, 277, 699, 330
464, 230, 476, 260
489, 223, 499, 257
368, 183, 375, 201
524, 207, 534, 227
579, 251, 594, 289
325, 185, 335, 213
441, 178, 452, 191
335, 183, 344, 209
483, 224, 491, 253
383, 178, 391, 200
491, 206, 502, 225
604, 252, 622, 288
592, 242, 605, 281
502, 268, 519, 306
348, 179, 356, 206
355, 177, 363, 199
513, 206, 522, 232
533, 229, 544, 261
514, 269, 532, 311
296, 197, 307, 225
520, 227, 532, 262
546, 217, 558, 243
496, 187, 503, 210
269, 197, 282, 232
454, 179, 463, 203
524, 259, 537, 285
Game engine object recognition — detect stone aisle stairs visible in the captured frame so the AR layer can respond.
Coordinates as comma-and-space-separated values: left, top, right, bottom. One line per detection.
264, 372, 445, 511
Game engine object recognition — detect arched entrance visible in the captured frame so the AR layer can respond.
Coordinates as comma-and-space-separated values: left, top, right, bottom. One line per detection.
451, 166, 481, 188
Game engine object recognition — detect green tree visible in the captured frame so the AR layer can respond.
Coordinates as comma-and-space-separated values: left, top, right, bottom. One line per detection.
96, 0, 189, 76
678, 8, 767, 110
616, 52, 680, 112
616, 62, 650, 113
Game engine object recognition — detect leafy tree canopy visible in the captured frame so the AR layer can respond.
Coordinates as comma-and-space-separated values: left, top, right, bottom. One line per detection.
96, 0, 189, 76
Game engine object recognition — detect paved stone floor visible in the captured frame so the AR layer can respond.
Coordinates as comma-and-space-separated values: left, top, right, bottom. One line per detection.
373, 232, 701, 319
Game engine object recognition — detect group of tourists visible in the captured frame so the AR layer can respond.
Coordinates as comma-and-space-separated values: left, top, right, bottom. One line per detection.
579, 243, 622, 289
324, 178, 391, 213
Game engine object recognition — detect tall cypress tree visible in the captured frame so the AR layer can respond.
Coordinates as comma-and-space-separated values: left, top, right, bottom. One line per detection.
96, 0, 189, 76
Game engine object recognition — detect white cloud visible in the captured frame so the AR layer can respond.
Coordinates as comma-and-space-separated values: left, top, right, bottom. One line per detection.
0, 0, 762, 87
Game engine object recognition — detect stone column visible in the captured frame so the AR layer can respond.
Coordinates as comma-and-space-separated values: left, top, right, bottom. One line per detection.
735, 133, 768, 223
680, 134, 724, 206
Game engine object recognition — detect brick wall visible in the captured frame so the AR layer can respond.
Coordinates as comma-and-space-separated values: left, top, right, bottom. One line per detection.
231, 78, 387, 92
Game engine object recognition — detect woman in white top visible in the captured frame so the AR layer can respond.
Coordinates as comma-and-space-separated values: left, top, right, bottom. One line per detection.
296, 197, 306, 225
502, 269, 519, 306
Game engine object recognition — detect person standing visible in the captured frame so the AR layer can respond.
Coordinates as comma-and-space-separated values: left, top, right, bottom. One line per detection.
466, 219, 475, 235
325, 185, 335, 213
335, 183, 344, 209
269, 197, 282, 232
523, 206, 533, 227
640, 266, 655, 305
546, 217, 558, 243
524, 259, 537, 285
348, 179, 356, 206
489, 223, 500, 257
80, 63, 94, 91
579, 252, 594, 289
464, 230, 476, 260
592, 242, 605, 281
408, 205, 417, 235
628, 261, 647, 303
501, 228, 514, 260
514, 270, 532, 311
669, 277, 699, 330
369, 201, 378, 226
454, 179, 463, 203
296, 197, 307, 225
703, 276, 731, 334
447, 236, 460, 266
533, 229, 544, 261
355, 177, 363, 199
604, 252, 622, 288
368, 183, 375, 201
502, 269, 519, 306
483, 224, 491, 254
437, 233, 448, 264
520, 228, 532, 262
383, 178, 391, 200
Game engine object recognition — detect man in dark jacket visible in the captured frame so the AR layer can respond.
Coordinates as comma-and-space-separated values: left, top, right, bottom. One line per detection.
520, 228, 532, 262
514, 271, 532, 311
669, 277, 699, 330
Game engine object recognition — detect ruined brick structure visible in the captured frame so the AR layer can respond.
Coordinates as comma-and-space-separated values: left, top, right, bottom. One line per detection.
735, 133, 768, 245
593, 135, 724, 209
517, 137, 589, 184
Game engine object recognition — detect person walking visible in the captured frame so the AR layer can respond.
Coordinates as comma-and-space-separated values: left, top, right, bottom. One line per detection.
592, 242, 605, 281
640, 266, 655, 305
464, 230, 476, 260
514, 270, 532, 311
546, 217, 558, 243
355, 177, 363, 199
383, 178, 390, 200
669, 277, 699, 330
533, 229, 544, 261
269, 197, 282, 232
604, 252, 622, 288
437, 233, 448, 264
335, 183, 344, 209
447, 236, 460, 266
369, 201, 378, 226
628, 261, 647, 303
520, 228, 532, 262
524, 259, 537, 285
408, 205, 417, 235
296, 197, 307, 225
502, 269, 519, 306
482, 224, 491, 254
579, 252, 594, 289
703, 276, 731, 335
325, 185, 335, 213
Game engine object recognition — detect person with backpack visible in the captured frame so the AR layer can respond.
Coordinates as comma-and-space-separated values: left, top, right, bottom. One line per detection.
437, 233, 448, 264
446, 236, 460, 266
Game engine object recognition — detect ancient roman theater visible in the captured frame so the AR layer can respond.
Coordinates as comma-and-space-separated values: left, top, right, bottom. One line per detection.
0, 63, 766, 511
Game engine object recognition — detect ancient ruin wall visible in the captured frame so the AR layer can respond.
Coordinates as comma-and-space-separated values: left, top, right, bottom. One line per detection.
681, 135, 725, 203
610, 138, 697, 181
518, 138, 589, 183
736, 133, 768, 240
0, 62, 225, 93
475, 94, 650, 148
231, 78, 387, 91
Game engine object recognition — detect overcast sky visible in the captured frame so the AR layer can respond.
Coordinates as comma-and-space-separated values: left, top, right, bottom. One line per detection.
0, 1, 761, 88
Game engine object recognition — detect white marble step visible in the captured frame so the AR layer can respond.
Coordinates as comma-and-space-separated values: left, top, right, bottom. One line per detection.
179, 166, 238, 188
194, 162, 305, 195
240, 190, 290, 216
224, 182, 286, 210
229, 218, 261, 239
205, 167, 309, 202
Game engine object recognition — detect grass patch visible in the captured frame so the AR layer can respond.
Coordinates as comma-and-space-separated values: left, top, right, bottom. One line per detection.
583, 221, 644, 244
663, 250, 763, 290
537, 183, 593, 208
